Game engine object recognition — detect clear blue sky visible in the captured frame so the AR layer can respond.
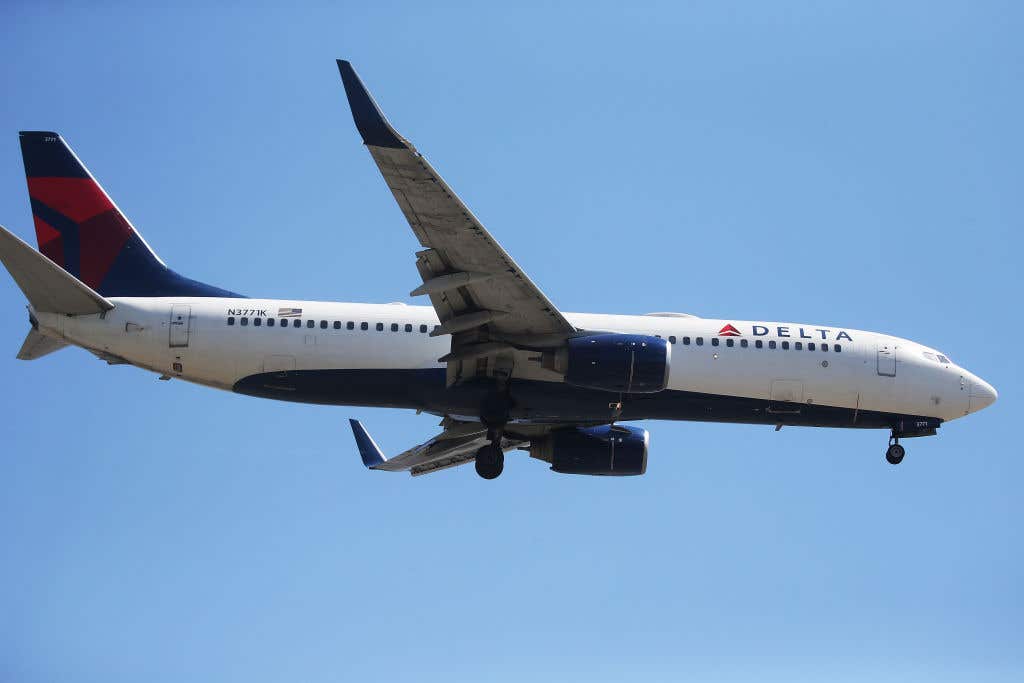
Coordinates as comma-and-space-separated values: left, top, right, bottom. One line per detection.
1, 2, 1020, 681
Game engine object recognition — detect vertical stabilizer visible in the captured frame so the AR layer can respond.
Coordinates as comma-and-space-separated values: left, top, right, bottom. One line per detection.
19, 132, 242, 298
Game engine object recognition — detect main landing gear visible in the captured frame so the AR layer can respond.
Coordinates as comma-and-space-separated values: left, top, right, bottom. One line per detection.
474, 386, 511, 480
885, 435, 906, 465
475, 442, 504, 479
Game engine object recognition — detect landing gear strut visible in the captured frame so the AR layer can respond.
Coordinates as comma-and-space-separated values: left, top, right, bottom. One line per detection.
475, 385, 512, 480
886, 435, 905, 465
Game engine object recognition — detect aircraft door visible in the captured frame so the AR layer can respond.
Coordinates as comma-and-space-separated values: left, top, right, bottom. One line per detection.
169, 305, 192, 348
876, 343, 896, 377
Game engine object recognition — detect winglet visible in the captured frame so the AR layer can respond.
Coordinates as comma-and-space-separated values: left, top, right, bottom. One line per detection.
336, 60, 409, 149
349, 419, 388, 469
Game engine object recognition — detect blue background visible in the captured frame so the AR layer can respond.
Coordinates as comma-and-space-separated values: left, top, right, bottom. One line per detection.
1, 2, 1020, 681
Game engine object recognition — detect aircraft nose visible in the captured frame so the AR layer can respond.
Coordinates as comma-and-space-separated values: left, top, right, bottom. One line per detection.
969, 375, 998, 413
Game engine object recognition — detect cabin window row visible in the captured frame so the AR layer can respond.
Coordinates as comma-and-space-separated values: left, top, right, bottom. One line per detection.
663, 335, 841, 353
226, 317, 434, 334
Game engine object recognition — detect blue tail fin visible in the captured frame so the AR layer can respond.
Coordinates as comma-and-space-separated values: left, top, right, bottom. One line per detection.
19, 131, 242, 298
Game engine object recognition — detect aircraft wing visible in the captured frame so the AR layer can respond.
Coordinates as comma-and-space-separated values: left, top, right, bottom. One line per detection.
336, 61, 577, 383
349, 418, 527, 477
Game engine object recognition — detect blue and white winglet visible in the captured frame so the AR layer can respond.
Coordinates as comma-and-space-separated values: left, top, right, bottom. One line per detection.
349, 419, 388, 469
348, 419, 524, 477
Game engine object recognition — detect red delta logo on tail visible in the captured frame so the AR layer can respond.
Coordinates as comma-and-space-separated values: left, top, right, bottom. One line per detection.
718, 324, 742, 337
17, 131, 242, 299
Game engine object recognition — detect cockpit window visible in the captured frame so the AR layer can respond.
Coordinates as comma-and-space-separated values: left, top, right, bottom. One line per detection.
923, 351, 953, 364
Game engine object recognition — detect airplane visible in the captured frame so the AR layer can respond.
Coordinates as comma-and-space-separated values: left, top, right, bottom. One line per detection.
0, 60, 997, 480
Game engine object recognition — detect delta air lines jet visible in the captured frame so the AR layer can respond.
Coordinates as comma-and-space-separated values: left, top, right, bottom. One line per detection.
0, 61, 997, 479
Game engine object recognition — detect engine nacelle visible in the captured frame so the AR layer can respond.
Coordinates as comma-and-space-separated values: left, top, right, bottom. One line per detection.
555, 333, 670, 393
531, 424, 649, 476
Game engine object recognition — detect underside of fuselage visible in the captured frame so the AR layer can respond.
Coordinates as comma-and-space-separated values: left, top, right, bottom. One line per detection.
232, 368, 942, 434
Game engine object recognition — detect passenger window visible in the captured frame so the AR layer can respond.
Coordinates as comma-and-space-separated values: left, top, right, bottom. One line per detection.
307, 320, 315, 329
293, 319, 301, 328
781, 341, 789, 350
240, 317, 248, 326
821, 344, 828, 352
683, 336, 690, 345
420, 324, 428, 333
391, 323, 399, 332
347, 321, 354, 330
807, 342, 815, 351
669, 336, 676, 344
267, 318, 275, 327
376, 322, 384, 331
317, 320, 325, 329
726, 339, 735, 348
253, 317, 262, 327
333, 321, 341, 330
696, 337, 704, 346
227, 316, 235, 325
740, 339, 748, 348
769, 340, 776, 349
835, 345, 842, 353
755, 339, 763, 348
405, 324, 413, 332
711, 338, 720, 347
361, 322, 368, 331
794, 342, 802, 350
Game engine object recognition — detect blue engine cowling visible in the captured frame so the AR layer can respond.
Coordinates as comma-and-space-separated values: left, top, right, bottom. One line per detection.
531, 424, 649, 476
565, 334, 671, 393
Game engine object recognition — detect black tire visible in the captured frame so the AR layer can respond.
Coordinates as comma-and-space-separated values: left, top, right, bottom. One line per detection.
474, 444, 504, 480
886, 443, 906, 465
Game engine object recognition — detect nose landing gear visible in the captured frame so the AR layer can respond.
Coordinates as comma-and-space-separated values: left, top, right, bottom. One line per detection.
885, 435, 906, 465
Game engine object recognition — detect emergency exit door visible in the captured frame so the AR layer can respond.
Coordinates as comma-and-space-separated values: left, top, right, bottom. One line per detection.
169, 305, 191, 348
876, 344, 896, 377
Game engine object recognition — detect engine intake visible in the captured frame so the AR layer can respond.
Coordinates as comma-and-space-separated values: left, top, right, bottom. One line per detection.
550, 333, 670, 393
531, 424, 649, 476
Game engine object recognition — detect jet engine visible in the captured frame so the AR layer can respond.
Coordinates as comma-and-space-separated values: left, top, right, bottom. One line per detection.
544, 333, 671, 394
530, 424, 649, 476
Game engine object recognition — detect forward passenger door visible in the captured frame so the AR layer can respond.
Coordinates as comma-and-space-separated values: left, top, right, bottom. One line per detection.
876, 344, 896, 377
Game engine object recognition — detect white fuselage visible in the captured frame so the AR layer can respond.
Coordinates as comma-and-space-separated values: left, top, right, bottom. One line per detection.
31, 297, 997, 425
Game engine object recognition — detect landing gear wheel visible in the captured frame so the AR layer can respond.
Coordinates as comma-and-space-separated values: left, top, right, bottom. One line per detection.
886, 443, 905, 465
475, 444, 504, 480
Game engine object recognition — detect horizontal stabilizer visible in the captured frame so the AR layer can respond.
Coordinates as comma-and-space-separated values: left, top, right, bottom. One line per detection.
17, 327, 68, 360
0, 224, 113, 315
